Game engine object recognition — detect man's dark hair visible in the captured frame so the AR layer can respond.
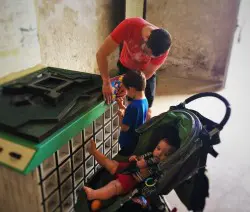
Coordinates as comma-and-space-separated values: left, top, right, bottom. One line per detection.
122, 70, 146, 91
146, 28, 172, 57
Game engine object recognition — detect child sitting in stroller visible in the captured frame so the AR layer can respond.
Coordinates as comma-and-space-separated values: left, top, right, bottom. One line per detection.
84, 127, 180, 201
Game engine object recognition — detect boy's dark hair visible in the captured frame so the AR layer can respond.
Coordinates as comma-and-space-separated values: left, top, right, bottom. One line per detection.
162, 126, 181, 153
122, 70, 146, 91
148, 124, 180, 153
146, 28, 172, 57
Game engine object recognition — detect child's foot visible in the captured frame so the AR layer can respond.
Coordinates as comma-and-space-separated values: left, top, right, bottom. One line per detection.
87, 139, 97, 155
83, 186, 95, 200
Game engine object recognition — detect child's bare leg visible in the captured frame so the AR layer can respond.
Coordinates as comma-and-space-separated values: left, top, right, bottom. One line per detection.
88, 139, 119, 174
84, 180, 124, 200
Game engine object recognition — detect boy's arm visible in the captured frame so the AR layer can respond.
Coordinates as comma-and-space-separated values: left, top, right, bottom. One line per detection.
146, 156, 160, 166
139, 152, 152, 160
140, 152, 159, 166
116, 97, 126, 110
119, 105, 138, 132
116, 98, 126, 127
129, 155, 138, 162
135, 152, 152, 169
117, 110, 130, 131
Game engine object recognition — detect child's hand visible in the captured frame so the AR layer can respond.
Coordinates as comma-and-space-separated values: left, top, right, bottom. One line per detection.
129, 155, 138, 162
116, 97, 126, 110
116, 84, 127, 99
117, 109, 125, 119
87, 139, 97, 155
136, 158, 147, 169
139, 168, 150, 179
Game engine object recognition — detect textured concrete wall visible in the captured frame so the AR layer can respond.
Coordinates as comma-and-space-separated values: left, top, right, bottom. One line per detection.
0, 0, 41, 78
147, 0, 240, 82
38, 0, 119, 74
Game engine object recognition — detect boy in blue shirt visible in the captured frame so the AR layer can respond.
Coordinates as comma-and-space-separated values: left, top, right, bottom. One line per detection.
116, 70, 148, 155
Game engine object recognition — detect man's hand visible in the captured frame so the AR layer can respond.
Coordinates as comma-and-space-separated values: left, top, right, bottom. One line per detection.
102, 80, 113, 104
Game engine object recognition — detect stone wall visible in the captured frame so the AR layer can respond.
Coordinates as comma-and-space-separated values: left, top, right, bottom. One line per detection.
37, 0, 120, 74
0, 0, 41, 78
146, 0, 240, 82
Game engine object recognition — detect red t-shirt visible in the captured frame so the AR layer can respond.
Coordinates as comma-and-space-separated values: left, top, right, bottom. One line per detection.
110, 17, 169, 71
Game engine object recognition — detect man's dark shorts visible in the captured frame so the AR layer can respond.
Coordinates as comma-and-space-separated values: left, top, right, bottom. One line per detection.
117, 60, 156, 108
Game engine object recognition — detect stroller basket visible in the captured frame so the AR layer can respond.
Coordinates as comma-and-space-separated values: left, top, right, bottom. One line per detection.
75, 92, 231, 212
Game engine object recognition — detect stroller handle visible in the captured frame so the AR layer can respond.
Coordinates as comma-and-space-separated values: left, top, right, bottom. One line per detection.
183, 92, 231, 130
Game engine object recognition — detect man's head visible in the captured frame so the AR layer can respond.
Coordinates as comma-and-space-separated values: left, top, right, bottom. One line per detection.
142, 28, 172, 57
152, 126, 180, 161
122, 70, 146, 98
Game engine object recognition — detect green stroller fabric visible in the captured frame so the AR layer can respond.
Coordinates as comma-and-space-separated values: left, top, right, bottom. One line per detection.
115, 111, 193, 162
102, 109, 204, 212
75, 109, 211, 212
75, 92, 230, 212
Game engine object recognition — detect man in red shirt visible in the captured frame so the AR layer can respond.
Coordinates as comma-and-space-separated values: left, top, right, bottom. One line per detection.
96, 17, 171, 119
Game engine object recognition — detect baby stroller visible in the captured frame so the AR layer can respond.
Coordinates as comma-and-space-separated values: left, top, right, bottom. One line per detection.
74, 92, 231, 212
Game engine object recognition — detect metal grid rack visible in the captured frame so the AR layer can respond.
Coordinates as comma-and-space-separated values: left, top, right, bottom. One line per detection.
37, 103, 120, 212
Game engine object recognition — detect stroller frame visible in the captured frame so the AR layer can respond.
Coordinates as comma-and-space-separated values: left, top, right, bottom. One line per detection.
75, 92, 231, 212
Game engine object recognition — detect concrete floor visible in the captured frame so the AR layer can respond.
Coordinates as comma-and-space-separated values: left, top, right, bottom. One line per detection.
152, 1, 250, 211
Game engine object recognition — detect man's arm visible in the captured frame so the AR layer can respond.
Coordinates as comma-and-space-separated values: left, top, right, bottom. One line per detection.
96, 36, 119, 82
121, 123, 130, 132
143, 62, 163, 79
143, 51, 169, 79
97, 19, 130, 104
96, 36, 119, 104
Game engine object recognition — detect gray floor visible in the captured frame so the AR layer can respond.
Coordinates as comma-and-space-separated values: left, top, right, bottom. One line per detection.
152, 1, 250, 211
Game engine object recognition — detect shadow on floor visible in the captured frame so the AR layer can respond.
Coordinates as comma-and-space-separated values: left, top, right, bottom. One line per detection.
156, 73, 223, 96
